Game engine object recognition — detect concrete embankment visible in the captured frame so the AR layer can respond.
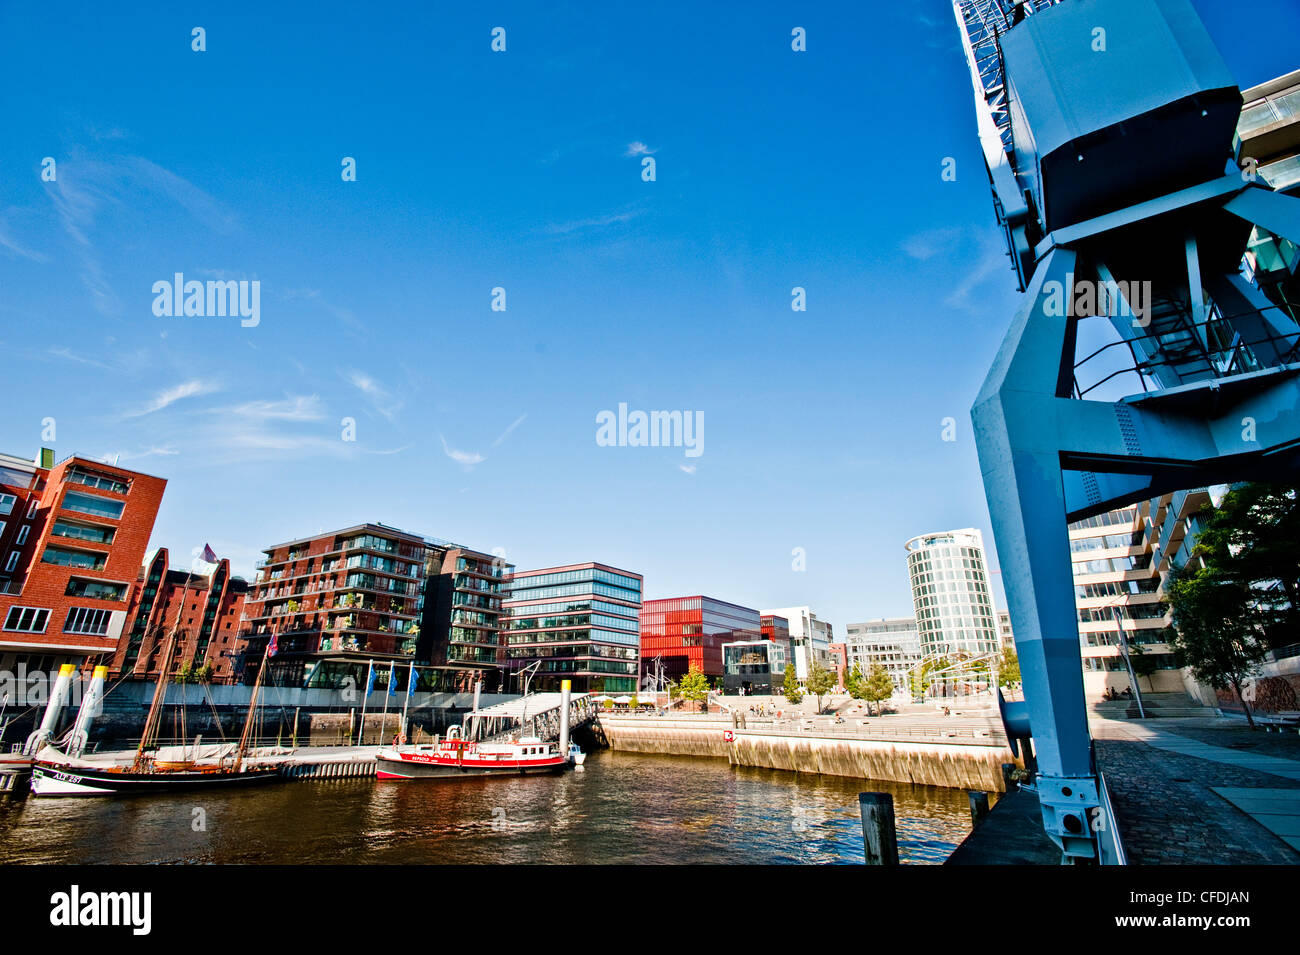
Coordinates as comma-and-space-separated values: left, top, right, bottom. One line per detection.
599, 717, 1012, 791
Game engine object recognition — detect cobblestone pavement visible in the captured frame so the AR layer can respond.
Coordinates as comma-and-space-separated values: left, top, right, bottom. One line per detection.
1094, 737, 1300, 864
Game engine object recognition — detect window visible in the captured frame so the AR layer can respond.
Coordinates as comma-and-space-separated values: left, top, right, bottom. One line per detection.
66, 468, 129, 494
64, 607, 113, 635
3, 606, 50, 633
4, 551, 17, 572
51, 519, 115, 544
25, 500, 37, 519
0, 494, 14, 515
15, 526, 28, 545
41, 546, 107, 570
61, 491, 124, 520
65, 578, 128, 601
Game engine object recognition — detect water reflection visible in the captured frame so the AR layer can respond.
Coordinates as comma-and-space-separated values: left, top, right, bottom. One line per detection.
0, 752, 975, 864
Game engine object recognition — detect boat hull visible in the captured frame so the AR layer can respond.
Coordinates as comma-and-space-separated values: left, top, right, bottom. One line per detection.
31, 762, 281, 797
376, 751, 566, 780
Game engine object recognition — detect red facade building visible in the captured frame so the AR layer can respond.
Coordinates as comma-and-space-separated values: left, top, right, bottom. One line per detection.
110, 548, 250, 683
0, 448, 166, 673
639, 596, 762, 682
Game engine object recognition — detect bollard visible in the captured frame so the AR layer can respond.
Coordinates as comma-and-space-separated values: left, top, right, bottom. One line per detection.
969, 790, 990, 827
859, 792, 900, 866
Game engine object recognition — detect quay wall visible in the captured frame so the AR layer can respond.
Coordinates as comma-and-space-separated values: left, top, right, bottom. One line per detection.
599, 717, 1010, 791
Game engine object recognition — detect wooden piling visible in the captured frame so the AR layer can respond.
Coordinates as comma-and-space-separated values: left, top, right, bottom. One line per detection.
859, 792, 900, 866
968, 790, 990, 827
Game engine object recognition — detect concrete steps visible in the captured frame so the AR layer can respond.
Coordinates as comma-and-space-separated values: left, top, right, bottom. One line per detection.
1090, 691, 1217, 719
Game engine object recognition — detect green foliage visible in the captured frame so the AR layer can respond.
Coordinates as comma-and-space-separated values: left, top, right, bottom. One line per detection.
1164, 559, 1270, 726
1126, 642, 1158, 691
782, 664, 803, 705
807, 662, 836, 714
1190, 483, 1300, 639
858, 664, 895, 715
677, 664, 710, 711
997, 647, 1020, 688
913, 656, 950, 698
845, 665, 863, 698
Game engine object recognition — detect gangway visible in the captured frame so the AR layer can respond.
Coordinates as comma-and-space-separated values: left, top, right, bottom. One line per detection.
465, 691, 596, 744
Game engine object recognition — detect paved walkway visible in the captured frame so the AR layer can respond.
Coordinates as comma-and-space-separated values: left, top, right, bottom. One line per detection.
1093, 718, 1300, 864
1095, 720, 1300, 781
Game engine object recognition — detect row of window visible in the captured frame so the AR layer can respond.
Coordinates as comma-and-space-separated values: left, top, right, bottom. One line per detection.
3, 605, 114, 636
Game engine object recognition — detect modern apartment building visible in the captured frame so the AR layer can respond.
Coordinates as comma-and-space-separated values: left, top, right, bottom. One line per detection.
996, 609, 1015, 649
905, 528, 999, 662
642, 596, 761, 683
844, 617, 922, 692
240, 523, 427, 686
1071, 492, 1208, 699
503, 562, 642, 694
419, 542, 514, 692
0, 448, 166, 674
761, 606, 834, 680
110, 548, 250, 683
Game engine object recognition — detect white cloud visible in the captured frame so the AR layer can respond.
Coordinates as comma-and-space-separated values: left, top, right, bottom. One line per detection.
491, 414, 527, 447
625, 141, 657, 157
227, 395, 325, 421
124, 379, 217, 418
345, 369, 402, 421
440, 435, 485, 469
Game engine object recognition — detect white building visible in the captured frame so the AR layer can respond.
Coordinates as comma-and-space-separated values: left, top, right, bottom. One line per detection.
844, 618, 921, 692
905, 528, 999, 662
761, 606, 833, 680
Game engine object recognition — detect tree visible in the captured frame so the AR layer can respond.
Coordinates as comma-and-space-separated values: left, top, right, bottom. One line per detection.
677, 664, 710, 712
1164, 559, 1270, 727
807, 662, 836, 714
844, 665, 863, 699
914, 656, 950, 699
859, 664, 895, 716
1192, 483, 1300, 639
997, 647, 1020, 688
1126, 642, 1158, 693
782, 664, 803, 705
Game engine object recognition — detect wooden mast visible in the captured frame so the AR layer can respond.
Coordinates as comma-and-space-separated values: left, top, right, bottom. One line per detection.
233, 649, 269, 773
132, 572, 200, 772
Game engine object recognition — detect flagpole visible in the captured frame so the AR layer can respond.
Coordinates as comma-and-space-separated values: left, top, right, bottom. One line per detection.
400, 660, 415, 746
380, 662, 394, 743
358, 659, 373, 745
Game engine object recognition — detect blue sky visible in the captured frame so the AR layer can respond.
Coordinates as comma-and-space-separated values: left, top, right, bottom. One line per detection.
2, 1, 1297, 630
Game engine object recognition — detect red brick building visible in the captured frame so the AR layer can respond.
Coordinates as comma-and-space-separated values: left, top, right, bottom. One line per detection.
240, 523, 427, 686
110, 548, 250, 683
0, 448, 166, 674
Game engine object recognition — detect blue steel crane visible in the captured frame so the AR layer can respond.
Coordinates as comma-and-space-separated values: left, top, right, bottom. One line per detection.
952, 0, 1300, 860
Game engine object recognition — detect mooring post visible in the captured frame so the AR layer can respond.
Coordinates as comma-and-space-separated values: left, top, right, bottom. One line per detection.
859, 792, 900, 866
969, 790, 990, 827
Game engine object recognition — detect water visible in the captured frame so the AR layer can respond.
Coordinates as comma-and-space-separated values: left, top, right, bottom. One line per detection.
0, 752, 975, 864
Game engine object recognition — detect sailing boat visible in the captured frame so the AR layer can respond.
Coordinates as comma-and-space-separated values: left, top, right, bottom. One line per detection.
30, 603, 281, 797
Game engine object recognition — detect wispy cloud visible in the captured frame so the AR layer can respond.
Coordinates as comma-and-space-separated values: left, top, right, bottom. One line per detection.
679, 463, 697, 475
98, 446, 180, 464
344, 369, 402, 421
124, 379, 218, 418
491, 414, 527, 447
226, 395, 325, 421
624, 141, 657, 157
440, 435, 485, 470
543, 207, 644, 236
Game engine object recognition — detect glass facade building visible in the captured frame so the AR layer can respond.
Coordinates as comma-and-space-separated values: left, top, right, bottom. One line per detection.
504, 562, 642, 694
844, 617, 922, 692
905, 528, 999, 661
640, 596, 761, 682
722, 640, 786, 695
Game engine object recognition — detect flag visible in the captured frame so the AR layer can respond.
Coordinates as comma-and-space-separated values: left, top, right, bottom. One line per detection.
192, 543, 219, 574
199, 543, 218, 564
406, 661, 417, 695
267, 633, 279, 658
365, 662, 376, 698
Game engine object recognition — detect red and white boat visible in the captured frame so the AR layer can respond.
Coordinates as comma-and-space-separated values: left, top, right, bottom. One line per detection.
376, 728, 567, 780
